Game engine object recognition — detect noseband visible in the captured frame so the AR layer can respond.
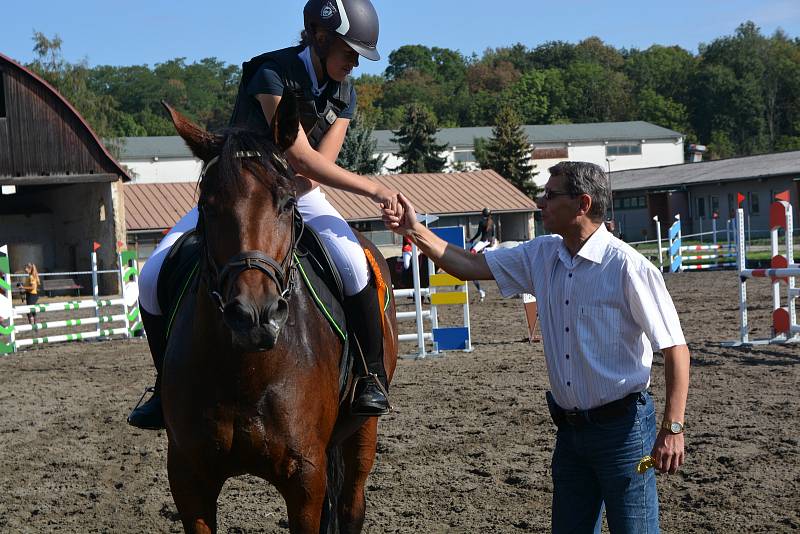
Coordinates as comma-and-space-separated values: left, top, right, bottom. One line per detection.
198, 150, 303, 314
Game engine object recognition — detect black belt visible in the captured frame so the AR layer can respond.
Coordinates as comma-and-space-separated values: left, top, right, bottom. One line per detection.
546, 391, 645, 428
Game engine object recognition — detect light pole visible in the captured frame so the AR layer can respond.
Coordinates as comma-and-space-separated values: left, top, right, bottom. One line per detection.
606, 156, 616, 225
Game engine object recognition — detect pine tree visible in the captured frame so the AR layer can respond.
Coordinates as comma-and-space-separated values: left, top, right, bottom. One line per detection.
391, 104, 447, 173
336, 112, 387, 175
475, 106, 539, 199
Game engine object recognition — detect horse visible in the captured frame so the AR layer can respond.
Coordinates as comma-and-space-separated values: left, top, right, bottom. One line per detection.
387, 255, 429, 291
159, 96, 398, 534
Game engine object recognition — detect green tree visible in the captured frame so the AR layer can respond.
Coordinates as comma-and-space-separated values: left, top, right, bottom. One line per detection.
28, 32, 132, 140
635, 88, 691, 134
475, 106, 538, 199
391, 104, 447, 173
501, 70, 550, 125
563, 61, 633, 122
336, 113, 387, 175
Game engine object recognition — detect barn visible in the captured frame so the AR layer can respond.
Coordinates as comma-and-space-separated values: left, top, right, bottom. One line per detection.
0, 53, 129, 289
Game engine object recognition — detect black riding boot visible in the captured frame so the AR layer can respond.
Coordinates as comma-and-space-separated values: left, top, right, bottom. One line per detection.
345, 282, 391, 416
127, 307, 167, 430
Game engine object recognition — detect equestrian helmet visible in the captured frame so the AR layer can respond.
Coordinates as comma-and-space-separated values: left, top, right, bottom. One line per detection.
303, 0, 380, 61
482, 208, 491, 216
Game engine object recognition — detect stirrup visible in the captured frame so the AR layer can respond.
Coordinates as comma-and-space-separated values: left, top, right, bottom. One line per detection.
350, 373, 392, 415
130, 386, 155, 413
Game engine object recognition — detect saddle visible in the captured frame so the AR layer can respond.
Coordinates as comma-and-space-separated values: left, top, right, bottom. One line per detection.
156, 215, 354, 398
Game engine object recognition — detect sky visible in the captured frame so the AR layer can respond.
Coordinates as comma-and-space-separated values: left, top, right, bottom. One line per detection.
3, 0, 800, 76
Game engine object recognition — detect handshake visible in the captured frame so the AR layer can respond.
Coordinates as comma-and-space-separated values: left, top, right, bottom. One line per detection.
381, 193, 417, 236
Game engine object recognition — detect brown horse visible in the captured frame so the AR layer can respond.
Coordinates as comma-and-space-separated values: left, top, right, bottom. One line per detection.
160, 97, 397, 534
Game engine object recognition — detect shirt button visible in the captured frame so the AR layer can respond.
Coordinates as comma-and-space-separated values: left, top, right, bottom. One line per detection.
565, 327, 569, 332
568, 273, 573, 278
565, 300, 569, 305
566, 354, 570, 359
567, 381, 571, 386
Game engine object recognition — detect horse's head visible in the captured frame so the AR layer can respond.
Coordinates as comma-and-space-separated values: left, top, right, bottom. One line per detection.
163, 96, 300, 351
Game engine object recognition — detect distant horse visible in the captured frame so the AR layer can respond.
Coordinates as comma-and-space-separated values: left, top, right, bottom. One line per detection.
159, 97, 397, 533
387, 255, 429, 291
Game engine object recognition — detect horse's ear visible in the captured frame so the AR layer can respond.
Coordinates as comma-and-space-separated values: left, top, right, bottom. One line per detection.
272, 91, 300, 152
161, 100, 222, 162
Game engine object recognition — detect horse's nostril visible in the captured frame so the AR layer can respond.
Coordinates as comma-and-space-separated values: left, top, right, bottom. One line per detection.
262, 298, 289, 328
223, 299, 258, 330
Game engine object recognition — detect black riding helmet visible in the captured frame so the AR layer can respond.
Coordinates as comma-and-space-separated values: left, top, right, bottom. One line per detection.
303, 0, 381, 61
482, 208, 491, 217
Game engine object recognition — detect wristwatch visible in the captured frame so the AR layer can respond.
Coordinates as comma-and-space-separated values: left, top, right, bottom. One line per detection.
661, 420, 685, 434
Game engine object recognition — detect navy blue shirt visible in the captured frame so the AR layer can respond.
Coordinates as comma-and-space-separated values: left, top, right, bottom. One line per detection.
246, 59, 357, 121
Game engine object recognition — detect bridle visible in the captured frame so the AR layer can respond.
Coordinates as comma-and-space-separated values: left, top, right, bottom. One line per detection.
197, 150, 303, 314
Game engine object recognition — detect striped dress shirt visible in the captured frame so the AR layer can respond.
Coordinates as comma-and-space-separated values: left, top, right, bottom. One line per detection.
485, 223, 685, 411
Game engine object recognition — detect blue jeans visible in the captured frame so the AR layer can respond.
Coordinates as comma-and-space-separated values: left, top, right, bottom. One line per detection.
551, 392, 659, 534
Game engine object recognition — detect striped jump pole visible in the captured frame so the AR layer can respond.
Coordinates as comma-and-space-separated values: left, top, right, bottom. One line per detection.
0, 245, 143, 353
723, 192, 800, 346
394, 241, 435, 358
669, 215, 682, 273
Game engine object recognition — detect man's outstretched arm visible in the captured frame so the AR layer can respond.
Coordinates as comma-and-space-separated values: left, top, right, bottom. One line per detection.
384, 194, 494, 281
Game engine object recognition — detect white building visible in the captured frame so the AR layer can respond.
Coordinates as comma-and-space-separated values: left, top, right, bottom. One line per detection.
118, 121, 684, 187
374, 121, 685, 186
118, 137, 202, 183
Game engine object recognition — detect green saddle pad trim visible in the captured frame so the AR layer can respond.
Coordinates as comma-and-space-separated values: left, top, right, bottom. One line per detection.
294, 253, 347, 342
166, 261, 200, 339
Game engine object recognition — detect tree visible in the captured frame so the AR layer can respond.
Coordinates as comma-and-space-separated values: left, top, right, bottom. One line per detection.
28, 32, 130, 140
635, 88, 691, 134
563, 61, 633, 122
475, 106, 538, 199
391, 104, 447, 173
336, 113, 387, 175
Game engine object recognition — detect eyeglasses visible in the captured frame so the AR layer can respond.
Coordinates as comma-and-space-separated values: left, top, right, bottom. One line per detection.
539, 189, 574, 201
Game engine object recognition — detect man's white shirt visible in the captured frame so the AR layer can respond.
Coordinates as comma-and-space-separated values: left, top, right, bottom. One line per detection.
485, 223, 685, 411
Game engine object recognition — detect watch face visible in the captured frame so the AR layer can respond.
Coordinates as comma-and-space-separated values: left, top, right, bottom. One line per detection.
670, 422, 683, 433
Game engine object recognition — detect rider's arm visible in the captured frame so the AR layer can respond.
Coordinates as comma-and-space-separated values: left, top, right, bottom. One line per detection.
256, 94, 386, 201
316, 118, 350, 162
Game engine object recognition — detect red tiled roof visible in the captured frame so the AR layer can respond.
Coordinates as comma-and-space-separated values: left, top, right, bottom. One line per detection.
124, 170, 537, 231
125, 183, 198, 231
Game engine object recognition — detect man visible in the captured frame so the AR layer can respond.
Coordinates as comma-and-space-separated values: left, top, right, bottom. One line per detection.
383, 161, 689, 533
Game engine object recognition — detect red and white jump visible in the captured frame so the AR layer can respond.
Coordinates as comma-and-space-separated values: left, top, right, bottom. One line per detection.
723, 191, 799, 346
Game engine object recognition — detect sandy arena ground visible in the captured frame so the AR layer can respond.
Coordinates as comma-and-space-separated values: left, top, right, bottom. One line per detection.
0, 270, 798, 533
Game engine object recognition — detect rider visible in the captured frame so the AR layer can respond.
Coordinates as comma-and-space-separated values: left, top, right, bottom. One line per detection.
468, 208, 495, 302
128, 0, 398, 429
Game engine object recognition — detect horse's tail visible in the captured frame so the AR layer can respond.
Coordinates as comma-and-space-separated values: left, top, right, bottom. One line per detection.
319, 445, 344, 534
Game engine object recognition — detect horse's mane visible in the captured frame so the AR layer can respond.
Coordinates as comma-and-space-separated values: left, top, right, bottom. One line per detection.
199, 128, 294, 203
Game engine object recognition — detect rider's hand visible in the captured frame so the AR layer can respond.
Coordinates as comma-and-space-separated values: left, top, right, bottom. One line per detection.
371, 184, 404, 221
383, 193, 417, 236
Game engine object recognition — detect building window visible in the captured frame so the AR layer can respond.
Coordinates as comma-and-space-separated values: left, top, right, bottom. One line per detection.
727, 193, 736, 218
697, 197, 706, 218
606, 144, 642, 157
613, 196, 646, 210
749, 192, 760, 215
710, 196, 720, 217
454, 151, 475, 162
0, 73, 6, 118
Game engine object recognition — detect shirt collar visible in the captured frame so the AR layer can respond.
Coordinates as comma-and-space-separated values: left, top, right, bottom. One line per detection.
298, 46, 328, 97
576, 223, 610, 264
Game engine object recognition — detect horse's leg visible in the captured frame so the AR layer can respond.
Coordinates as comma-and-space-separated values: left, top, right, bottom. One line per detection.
338, 419, 379, 534
276, 450, 329, 534
168, 446, 224, 534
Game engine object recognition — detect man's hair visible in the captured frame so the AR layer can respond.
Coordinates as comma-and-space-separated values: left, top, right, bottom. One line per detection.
548, 161, 611, 222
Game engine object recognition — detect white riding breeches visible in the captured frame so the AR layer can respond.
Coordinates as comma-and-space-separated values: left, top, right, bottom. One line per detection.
137, 187, 369, 315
